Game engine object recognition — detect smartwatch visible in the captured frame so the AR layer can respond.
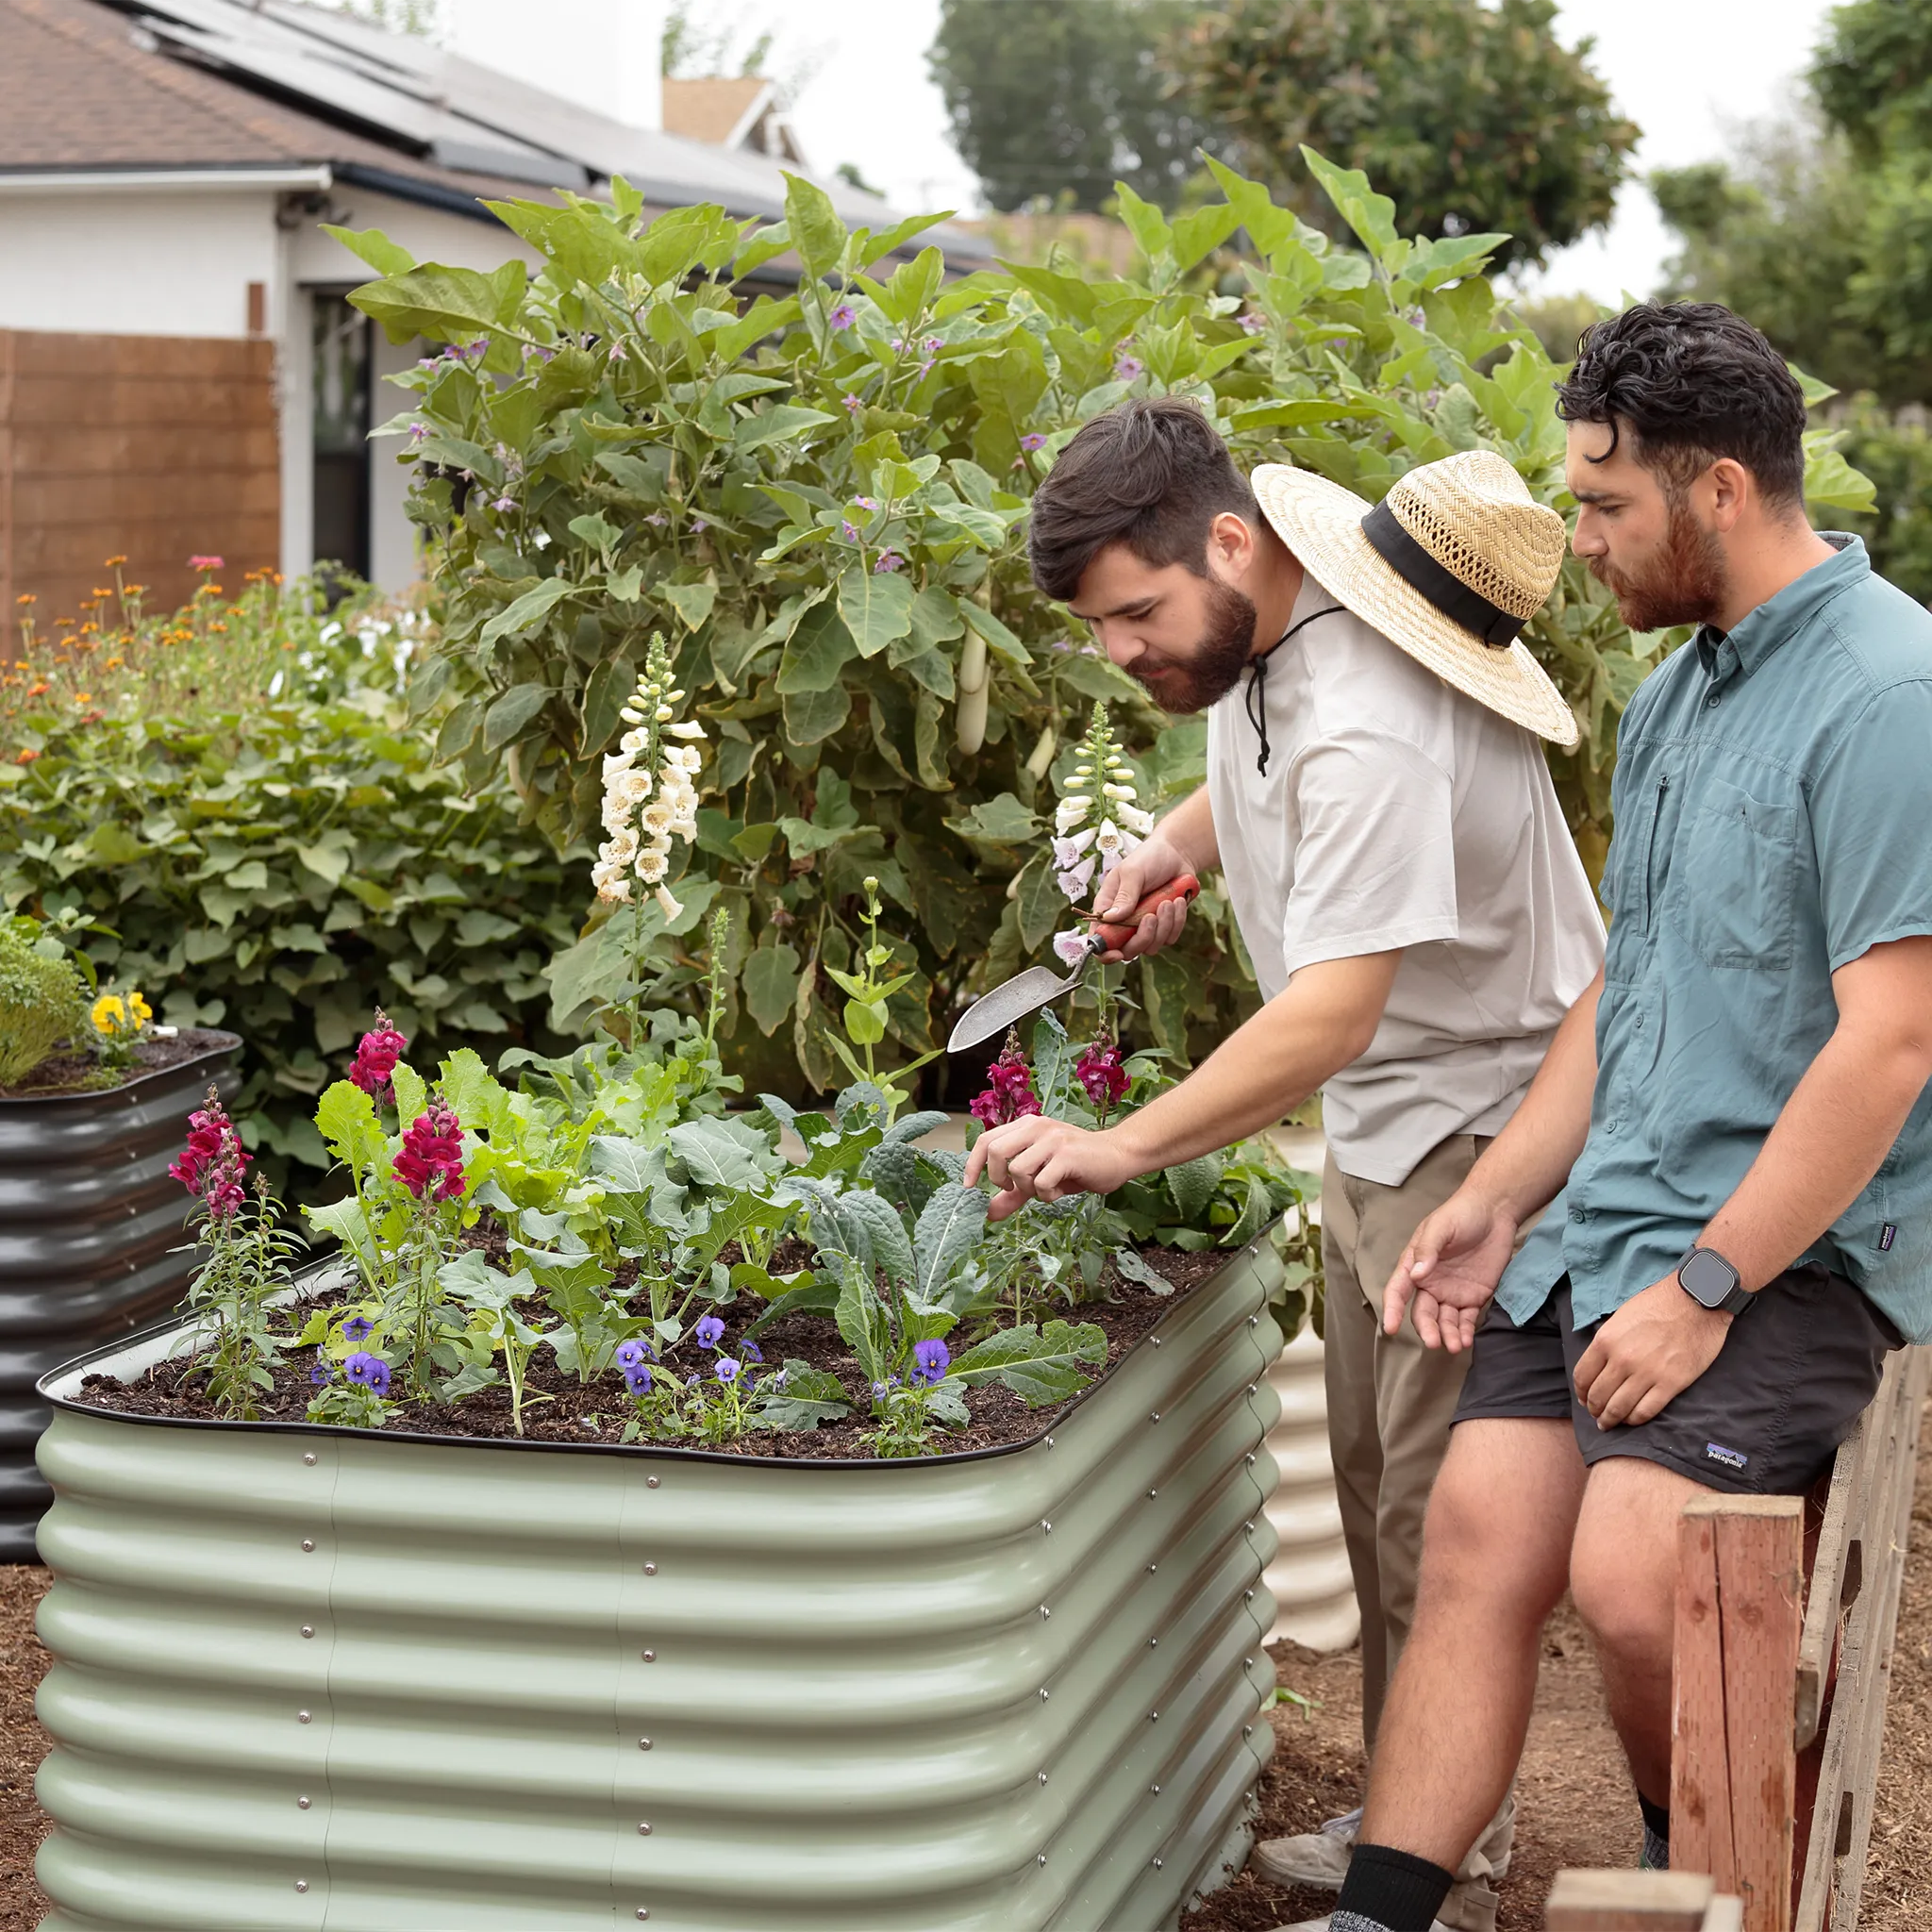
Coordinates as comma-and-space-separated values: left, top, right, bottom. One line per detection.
1676, 1244, 1754, 1316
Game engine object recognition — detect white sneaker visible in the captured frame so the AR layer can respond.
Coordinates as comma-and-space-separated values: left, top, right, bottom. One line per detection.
1250, 1806, 1363, 1889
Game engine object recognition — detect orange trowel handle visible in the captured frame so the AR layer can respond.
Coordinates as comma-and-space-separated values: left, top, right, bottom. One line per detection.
1091, 874, 1200, 953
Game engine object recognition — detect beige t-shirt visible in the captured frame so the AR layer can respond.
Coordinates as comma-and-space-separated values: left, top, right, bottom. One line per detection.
1205, 575, 1606, 1187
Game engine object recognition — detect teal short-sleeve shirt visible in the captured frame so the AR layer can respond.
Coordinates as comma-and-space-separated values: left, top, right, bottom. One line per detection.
1500, 535, 1932, 1343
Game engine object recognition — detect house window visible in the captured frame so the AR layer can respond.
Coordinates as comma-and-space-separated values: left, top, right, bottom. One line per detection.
312, 291, 372, 584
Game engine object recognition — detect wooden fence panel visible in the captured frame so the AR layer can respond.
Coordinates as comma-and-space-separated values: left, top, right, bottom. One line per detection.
1671, 1495, 1804, 1932
0, 329, 279, 629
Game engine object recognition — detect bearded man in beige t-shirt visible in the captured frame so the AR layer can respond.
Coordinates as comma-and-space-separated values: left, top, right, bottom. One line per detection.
965, 398, 1604, 1932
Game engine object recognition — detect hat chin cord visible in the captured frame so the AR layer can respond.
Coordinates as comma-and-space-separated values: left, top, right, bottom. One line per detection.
1244, 603, 1344, 776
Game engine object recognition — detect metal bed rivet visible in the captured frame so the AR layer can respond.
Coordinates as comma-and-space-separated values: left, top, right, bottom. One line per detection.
639, 1738, 652, 1750
638, 1822, 651, 1835
1247, 1381, 1257, 1394
1246, 1453, 1256, 1466
1153, 1857, 1164, 1870
641, 1650, 656, 1662
1039, 1688, 1050, 1701
1151, 1336, 1162, 1347
1248, 1314, 1258, 1327
1243, 1589, 1254, 1602
295, 1879, 308, 1893
1043, 1435, 1054, 1448
302, 1453, 316, 1466
1041, 1520, 1052, 1534
1245, 1657, 1255, 1668
300, 1626, 313, 1639
642, 1563, 657, 1575
297, 1796, 310, 1809
1040, 1605, 1051, 1620
1151, 1784, 1161, 1795
297, 1710, 311, 1724
1149, 1709, 1158, 1722
1039, 1772, 1048, 1784
646, 1476, 660, 1489
1149, 1637, 1158, 1647
637, 1911, 649, 1922
300, 1539, 314, 1552
1149, 1411, 1160, 1423
1037, 1854, 1047, 1867
1244, 1724, 1255, 1739
1147, 1563, 1157, 1574
1244, 1521, 1255, 1534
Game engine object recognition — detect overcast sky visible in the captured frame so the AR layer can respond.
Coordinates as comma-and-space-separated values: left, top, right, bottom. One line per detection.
767, 0, 1838, 304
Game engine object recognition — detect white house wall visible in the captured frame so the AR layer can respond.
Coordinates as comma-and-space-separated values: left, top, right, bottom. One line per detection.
0, 188, 276, 339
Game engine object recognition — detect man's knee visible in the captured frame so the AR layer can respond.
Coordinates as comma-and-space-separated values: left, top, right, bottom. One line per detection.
1571, 1456, 1703, 1665
1413, 1420, 1577, 1626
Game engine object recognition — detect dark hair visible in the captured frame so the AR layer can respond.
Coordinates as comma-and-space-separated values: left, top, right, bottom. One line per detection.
1027, 396, 1259, 600
1556, 301, 1808, 509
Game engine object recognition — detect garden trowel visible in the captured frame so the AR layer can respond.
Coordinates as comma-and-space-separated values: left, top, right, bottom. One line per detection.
945, 874, 1200, 1054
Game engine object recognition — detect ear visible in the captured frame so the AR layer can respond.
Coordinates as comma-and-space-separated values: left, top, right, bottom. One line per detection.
1207, 510, 1258, 579
1706, 457, 1752, 533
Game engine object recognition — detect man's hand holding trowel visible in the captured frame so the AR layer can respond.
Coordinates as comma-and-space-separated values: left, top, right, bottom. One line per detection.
963, 783, 1400, 1221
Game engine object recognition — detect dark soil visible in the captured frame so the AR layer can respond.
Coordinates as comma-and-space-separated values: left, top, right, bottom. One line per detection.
73, 1242, 1230, 1462
1, 1402, 1928, 1924
0, 1026, 233, 1101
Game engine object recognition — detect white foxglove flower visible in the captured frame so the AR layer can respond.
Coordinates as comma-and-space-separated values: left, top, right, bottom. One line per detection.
654, 884, 684, 921
1055, 795, 1092, 834
1053, 929, 1092, 966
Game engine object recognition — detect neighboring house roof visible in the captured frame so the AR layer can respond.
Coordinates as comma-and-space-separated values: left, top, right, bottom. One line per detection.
661, 76, 804, 167
0, 0, 988, 261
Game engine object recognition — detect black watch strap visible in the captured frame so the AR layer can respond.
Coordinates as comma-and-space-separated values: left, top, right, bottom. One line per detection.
1677, 1244, 1753, 1316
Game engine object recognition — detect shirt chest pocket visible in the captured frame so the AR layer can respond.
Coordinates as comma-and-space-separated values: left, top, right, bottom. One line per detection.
1674, 775, 1802, 970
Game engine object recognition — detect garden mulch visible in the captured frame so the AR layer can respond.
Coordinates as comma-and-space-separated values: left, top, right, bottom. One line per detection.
0, 1404, 1926, 1925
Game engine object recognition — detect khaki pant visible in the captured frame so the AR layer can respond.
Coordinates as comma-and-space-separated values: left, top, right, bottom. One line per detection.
1322, 1132, 1488, 1754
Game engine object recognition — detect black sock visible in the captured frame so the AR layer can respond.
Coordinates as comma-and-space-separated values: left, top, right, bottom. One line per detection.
1639, 1792, 1670, 1868
1333, 1841, 1456, 1932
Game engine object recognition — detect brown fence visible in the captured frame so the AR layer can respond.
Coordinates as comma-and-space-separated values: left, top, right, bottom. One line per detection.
1551, 1347, 1930, 1932
0, 329, 279, 630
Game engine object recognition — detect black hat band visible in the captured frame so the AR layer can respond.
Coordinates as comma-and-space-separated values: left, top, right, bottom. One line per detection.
1359, 499, 1524, 649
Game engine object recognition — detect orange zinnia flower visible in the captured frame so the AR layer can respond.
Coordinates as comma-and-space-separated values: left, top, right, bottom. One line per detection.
15, 748, 39, 765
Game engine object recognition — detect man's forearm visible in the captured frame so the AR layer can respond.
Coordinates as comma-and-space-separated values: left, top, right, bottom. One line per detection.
1704, 1020, 1932, 1293
1111, 953, 1399, 1173
1461, 968, 1604, 1225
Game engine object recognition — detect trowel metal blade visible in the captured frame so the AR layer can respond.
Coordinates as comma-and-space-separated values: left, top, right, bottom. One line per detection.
946, 964, 1082, 1054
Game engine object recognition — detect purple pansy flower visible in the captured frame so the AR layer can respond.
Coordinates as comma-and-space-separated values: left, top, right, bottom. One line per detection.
694, 1315, 725, 1350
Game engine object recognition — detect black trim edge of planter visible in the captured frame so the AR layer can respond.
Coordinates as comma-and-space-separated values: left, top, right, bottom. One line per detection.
39, 1240, 1275, 1473
0, 1030, 242, 1108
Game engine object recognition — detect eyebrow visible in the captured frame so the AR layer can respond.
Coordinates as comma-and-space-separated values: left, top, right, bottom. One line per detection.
1068, 595, 1158, 622
1569, 487, 1624, 506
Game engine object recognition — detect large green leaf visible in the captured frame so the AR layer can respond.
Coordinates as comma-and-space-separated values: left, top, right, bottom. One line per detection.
948, 1320, 1107, 1406
775, 599, 858, 692
912, 1182, 987, 1299
782, 172, 845, 279
1300, 146, 1399, 264
477, 579, 575, 649
348, 260, 526, 345
837, 566, 915, 659
752, 1360, 851, 1430
321, 224, 416, 276
741, 942, 801, 1036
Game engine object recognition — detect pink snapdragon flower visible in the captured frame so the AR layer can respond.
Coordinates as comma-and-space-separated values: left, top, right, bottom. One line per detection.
969, 1034, 1042, 1128
170, 1087, 251, 1220
348, 1009, 409, 1099
1075, 1033, 1129, 1108
393, 1097, 465, 1203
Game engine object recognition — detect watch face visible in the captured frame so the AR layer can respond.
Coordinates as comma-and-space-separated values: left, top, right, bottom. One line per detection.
1680, 1248, 1740, 1307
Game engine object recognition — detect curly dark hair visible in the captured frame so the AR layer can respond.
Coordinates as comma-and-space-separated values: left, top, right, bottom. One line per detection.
1026, 396, 1259, 601
1556, 301, 1808, 509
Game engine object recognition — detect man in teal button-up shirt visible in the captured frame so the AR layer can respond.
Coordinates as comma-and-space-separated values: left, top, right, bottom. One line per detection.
1303, 303, 1932, 1932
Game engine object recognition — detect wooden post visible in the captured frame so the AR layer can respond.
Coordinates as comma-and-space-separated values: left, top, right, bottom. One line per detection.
1546, 1869, 1744, 1930
1672, 1494, 1805, 1932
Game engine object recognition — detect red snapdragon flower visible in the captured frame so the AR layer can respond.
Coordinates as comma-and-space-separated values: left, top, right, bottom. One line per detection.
169, 1087, 250, 1220
1074, 1033, 1128, 1108
969, 1033, 1042, 1129
349, 1009, 409, 1098
393, 1097, 465, 1202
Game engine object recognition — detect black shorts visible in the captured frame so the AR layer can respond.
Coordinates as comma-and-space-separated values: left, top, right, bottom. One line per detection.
1452, 1266, 1902, 1495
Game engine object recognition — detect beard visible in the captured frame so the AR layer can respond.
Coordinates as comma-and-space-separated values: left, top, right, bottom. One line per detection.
1126, 575, 1259, 712
1588, 494, 1729, 633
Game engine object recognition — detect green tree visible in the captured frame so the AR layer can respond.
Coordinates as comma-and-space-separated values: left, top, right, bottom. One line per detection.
1166, 0, 1637, 271
928, 0, 1224, 212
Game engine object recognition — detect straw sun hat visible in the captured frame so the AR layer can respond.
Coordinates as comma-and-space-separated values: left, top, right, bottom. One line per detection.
1252, 450, 1578, 747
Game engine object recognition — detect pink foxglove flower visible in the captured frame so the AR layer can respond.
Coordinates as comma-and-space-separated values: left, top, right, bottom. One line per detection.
1053, 929, 1093, 967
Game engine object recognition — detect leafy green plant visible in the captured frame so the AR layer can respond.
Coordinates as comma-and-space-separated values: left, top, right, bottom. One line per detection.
0, 914, 90, 1088
338, 152, 1869, 1076
0, 593, 591, 1189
